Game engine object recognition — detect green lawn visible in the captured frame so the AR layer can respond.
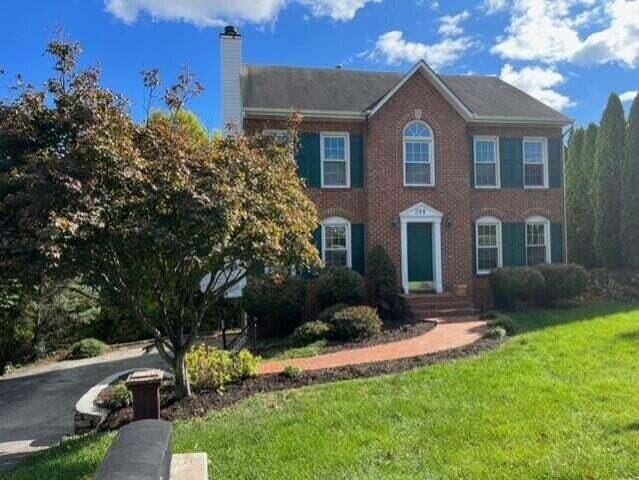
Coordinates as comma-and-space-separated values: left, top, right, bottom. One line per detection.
5, 303, 639, 479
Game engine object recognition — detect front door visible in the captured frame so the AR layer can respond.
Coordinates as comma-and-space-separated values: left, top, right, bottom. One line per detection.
407, 222, 434, 291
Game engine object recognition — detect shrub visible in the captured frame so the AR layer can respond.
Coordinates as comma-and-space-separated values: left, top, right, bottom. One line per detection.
485, 325, 507, 340
243, 276, 308, 337
186, 345, 260, 393
282, 365, 301, 379
329, 306, 383, 341
366, 246, 408, 321
293, 321, 332, 344
317, 303, 348, 323
487, 312, 516, 335
489, 267, 545, 309
67, 338, 108, 359
101, 382, 132, 410
536, 264, 588, 305
316, 267, 365, 310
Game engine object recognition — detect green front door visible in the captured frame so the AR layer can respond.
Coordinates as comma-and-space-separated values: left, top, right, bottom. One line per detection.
407, 223, 434, 290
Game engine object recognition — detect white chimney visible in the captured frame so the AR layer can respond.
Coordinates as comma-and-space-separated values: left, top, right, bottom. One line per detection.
220, 26, 243, 134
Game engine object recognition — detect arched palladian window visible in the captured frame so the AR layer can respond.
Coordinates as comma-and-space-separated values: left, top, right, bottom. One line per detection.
475, 216, 503, 274
321, 217, 351, 268
526, 216, 551, 265
403, 121, 434, 187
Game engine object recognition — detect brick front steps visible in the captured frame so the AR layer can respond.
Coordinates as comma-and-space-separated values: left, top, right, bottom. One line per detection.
259, 318, 487, 375
405, 293, 479, 320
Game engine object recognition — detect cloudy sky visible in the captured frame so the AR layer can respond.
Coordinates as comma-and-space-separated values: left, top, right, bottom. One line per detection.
2, 0, 639, 129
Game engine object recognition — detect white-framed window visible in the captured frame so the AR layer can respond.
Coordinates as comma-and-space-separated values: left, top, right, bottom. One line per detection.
321, 132, 350, 188
403, 121, 435, 187
474, 136, 500, 188
523, 138, 548, 188
475, 217, 503, 274
263, 129, 289, 145
322, 217, 351, 268
526, 216, 551, 265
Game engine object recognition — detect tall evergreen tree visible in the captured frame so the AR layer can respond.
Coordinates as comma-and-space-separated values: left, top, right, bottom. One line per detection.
622, 94, 639, 269
566, 128, 587, 264
580, 123, 599, 267
594, 94, 625, 268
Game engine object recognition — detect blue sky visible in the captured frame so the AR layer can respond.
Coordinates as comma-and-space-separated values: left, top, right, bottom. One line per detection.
1, 0, 638, 130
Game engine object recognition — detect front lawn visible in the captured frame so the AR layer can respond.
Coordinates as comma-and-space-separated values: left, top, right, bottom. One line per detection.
5, 302, 639, 479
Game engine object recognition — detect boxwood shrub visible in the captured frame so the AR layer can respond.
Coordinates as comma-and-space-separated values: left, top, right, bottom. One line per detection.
536, 264, 588, 305
293, 321, 332, 344
315, 267, 365, 310
329, 306, 383, 341
67, 338, 108, 359
489, 267, 545, 309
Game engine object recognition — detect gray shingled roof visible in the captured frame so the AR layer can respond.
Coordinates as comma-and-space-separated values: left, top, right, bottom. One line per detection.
241, 64, 570, 123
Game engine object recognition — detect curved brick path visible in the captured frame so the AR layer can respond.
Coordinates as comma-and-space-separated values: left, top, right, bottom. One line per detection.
260, 318, 487, 375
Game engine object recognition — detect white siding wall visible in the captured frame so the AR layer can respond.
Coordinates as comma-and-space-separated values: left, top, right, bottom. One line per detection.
220, 34, 243, 134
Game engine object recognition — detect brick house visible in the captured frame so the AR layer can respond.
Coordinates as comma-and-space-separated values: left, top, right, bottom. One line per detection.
220, 27, 571, 309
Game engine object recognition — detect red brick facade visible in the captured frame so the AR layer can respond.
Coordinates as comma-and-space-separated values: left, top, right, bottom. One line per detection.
245, 69, 565, 303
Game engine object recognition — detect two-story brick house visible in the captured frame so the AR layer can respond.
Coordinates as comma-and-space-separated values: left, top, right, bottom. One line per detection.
220, 27, 571, 310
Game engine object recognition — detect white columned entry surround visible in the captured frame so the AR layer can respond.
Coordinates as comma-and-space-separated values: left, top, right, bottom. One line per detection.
400, 202, 444, 294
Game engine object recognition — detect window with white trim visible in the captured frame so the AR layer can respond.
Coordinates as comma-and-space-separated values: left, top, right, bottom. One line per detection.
475, 217, 502, 274
474, 137, 500, 188
526, 216, 551, 265
403, 121, 434, 186
322, 217, 351, 268
321, 133, 350, 188
523, 138, 548, 188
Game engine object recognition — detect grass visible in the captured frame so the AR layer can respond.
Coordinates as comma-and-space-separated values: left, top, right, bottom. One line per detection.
5, 302, 639, 479
256, 337, 329, 360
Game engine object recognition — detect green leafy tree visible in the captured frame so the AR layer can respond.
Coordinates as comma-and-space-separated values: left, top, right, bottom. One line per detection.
594, 94, 625, 268
580, 123, 599, 267
622, 94, 639, 269
0, 42, 319, 398
566, 128, 586, 264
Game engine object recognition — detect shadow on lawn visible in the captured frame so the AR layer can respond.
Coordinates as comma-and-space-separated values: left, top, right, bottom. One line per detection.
509, 301, 639, 336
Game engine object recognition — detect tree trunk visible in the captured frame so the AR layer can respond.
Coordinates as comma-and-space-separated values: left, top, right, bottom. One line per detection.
173, 351, 191, 400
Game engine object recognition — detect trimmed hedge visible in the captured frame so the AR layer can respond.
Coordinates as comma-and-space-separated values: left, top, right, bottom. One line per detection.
67, 338, 108, 359
536, 264, 588, 305
329, 306, 383, 341
316, 267, 365, 310
293, 321, 332, 344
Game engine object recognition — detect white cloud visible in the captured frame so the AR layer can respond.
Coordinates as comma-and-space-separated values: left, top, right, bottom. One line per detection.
491, 0, 639, 68
105, 0, 379, 26
438, 10, 470, 37
482, 0, 509, 14
620, 90, 638, 103
366, 31, 474, 69
500, 63, 576, 111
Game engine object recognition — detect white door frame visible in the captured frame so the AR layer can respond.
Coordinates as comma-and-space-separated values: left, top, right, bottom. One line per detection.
400, 202, 444, 294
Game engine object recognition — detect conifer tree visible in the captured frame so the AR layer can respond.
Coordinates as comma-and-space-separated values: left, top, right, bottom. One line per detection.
594, 94, 625, 268
580, 123, 599, 267
622, 93, 639, 269
566, 128, 586, 264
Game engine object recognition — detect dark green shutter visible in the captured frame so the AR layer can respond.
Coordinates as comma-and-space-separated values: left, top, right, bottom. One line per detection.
551, 223, 565, 263
500, 138, 523, 188
351, 224, 365, 275
470, 136, 475, 188
471, 222, 477, 274
502, 223, 526, 266
295, 133, 321, 187
313, 227, 322, 259
350, 134, 364, 188
548, 138, 563, 188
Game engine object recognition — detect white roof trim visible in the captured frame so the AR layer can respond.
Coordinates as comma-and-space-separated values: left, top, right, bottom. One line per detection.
400, 201, 443, 219
367, 60, 474, 120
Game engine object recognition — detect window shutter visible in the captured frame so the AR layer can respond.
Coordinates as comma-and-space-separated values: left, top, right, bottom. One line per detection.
313, 227, 322, 258
502, 222, 526, 266
548, 138, 563, 188
351, 224, 365, 275
471, 222, 477, 274
350, 133, 364, 188
551, 223, 565, 263
295, 133, 321, 187
470, 136, 475, 188
500, 138, 523, 188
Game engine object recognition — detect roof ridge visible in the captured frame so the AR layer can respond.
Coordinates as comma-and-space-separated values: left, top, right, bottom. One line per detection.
243, 63, 404, 76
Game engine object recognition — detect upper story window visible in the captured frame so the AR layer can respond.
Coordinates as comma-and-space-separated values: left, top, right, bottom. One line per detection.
523, 138, 548, 188
475, 217, 503, 274
321, 133, 350, 188
263, 129, 289, 145
526, 216, 551, 265
403, 121, 434, 187
322, 217, 351, 268
474, 137, 500, 188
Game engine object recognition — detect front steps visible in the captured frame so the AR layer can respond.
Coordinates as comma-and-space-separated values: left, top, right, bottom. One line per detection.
404, 292, 479, 320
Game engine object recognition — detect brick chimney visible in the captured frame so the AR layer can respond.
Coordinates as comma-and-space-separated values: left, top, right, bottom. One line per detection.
220, 26, 243, 134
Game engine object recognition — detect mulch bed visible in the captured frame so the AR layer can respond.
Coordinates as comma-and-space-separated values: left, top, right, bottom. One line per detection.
100, 335, 501, 430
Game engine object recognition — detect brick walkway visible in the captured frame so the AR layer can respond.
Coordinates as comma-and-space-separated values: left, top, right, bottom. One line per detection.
259, 318, 487, 375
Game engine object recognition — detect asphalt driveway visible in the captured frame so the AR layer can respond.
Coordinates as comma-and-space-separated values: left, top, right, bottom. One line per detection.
0, 344, 164, 472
